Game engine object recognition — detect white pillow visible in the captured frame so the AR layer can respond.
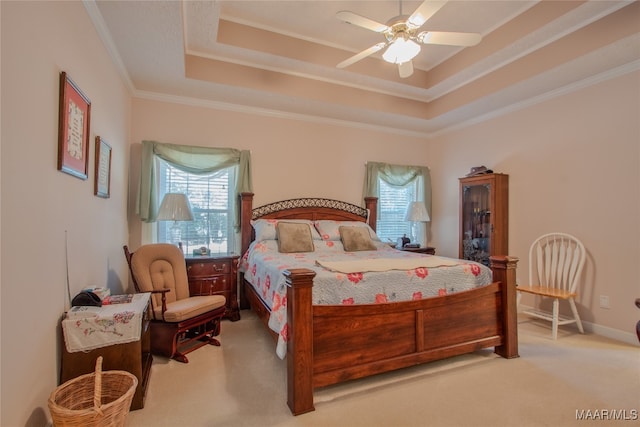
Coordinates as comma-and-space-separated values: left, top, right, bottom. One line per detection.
251, 219, 322, 241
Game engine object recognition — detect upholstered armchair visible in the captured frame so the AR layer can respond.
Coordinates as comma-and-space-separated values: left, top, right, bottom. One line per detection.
123, 244, 226, 363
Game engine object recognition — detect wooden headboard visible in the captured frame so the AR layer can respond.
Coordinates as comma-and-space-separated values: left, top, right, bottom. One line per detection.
239, 193, 378, 256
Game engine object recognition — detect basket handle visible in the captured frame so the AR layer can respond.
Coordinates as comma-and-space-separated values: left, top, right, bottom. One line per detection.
93, 356, 104, 416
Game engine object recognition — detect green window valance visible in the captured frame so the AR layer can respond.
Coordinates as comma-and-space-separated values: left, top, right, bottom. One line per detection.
136, 140, 252, 222
362, 161, 431, 214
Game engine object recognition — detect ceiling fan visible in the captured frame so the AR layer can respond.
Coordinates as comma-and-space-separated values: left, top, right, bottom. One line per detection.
336, 0, 482, 78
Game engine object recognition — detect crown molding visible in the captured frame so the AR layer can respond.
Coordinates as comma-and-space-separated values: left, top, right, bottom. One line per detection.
82, 0, 135, 94
133, 89, 432, 139
433, 58, 640, 137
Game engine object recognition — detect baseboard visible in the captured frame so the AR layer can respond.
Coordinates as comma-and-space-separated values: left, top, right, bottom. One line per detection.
585, 322, 640, 347
518, 304, 639, 347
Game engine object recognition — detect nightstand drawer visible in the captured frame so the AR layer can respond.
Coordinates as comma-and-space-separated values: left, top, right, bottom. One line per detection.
185, 254, 240, 321
186, 259, 231, 277
189, 276, 229, 295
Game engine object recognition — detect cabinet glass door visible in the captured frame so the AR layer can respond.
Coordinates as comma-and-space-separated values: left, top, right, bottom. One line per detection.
461, 183, 491, 265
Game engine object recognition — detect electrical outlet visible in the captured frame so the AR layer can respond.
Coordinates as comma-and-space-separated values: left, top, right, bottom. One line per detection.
599, 295, 610, 309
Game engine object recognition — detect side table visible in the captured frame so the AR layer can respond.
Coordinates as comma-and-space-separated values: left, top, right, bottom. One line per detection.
60, 293, 151, 410
186, 253, 240, 321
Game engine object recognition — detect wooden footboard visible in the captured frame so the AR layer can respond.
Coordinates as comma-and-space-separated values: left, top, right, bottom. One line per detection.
284, 256, 518, 415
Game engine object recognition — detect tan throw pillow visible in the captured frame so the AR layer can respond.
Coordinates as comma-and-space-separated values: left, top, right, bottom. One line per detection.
276, 222, 315, 253
340, 226, 377, 251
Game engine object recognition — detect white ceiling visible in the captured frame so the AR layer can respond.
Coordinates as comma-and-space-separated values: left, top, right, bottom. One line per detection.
87, 0, 640, 137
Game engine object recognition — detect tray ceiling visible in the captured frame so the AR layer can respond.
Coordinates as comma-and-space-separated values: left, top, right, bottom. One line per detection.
88, 0, 640, 137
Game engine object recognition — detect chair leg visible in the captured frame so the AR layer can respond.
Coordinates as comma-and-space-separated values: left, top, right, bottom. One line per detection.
202, 318, 222, 346
173, 351, 189, 364
552, 298, 559, 340
201, 336, 221, 346
568, 298, 584, 334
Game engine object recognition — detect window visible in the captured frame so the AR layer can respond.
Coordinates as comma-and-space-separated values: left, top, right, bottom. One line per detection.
363, 161, 431, 246
376, 176, 419, 243
157, 158, 236, 254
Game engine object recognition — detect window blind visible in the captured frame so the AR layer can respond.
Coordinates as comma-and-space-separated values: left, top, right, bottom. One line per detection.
158, 159, 236, 254
376, 177, 416, 243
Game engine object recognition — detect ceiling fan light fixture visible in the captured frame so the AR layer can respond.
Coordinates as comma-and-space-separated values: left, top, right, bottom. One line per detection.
382, 37, 420, 64
336, 1, 478, 73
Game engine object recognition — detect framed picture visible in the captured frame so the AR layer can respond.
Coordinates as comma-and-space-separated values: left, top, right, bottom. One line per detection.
58, 72, 91, 180
94, 136, 112, 198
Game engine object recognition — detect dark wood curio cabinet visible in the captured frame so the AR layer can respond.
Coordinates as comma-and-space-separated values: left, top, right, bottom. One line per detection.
459, 173, 508, 266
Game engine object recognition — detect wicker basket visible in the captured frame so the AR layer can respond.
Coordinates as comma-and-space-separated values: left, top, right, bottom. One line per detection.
48, 356, 138, 427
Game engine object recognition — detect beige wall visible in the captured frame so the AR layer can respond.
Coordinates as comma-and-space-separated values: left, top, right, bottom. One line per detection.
1, 2, 131, 426
429, 70, 640, 341
127, 98, 429, 249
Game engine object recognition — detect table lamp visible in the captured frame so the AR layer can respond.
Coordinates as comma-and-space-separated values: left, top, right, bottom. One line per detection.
404, 201, 430, 246
157, 193, 194, 248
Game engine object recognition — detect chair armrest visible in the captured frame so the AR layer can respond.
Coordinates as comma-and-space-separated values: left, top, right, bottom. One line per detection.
149, 289, 171, 321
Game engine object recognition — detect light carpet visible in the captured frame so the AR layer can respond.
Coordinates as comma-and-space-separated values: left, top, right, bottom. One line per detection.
126, 310, 639, 427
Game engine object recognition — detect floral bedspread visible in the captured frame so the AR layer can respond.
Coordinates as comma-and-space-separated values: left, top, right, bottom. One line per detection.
240, 240, 492, 359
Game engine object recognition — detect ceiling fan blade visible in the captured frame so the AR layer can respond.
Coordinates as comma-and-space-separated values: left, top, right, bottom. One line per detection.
407, 1, 447, 29
337, 43, 387, 69
398, 61, 414, 78
336, 11, 389, 33
417, 31, 482, 46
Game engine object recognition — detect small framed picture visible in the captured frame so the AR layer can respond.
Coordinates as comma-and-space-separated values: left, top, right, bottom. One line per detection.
58, 72, 91, 180
94, 136, 112, 198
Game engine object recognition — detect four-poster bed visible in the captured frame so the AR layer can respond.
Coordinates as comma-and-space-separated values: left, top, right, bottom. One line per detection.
239, 192, 518, 415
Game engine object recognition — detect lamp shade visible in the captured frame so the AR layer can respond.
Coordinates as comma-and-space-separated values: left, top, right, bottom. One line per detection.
404, 201, 430, 222
157, 193, 194, 221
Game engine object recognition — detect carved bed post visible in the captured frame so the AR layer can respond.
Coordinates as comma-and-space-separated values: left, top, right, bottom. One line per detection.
364, 197, 378, 231
490, 255, 519, 359
240, 192, 254, 256
284, 268, 317, 415
239, 193, 254, 310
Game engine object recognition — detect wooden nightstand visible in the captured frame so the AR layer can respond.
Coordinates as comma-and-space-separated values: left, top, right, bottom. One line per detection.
401, 246, 436, 255
185, 254, 240, 321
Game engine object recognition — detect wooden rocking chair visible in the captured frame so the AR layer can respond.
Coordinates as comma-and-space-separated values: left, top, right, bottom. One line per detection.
123, 244, 226, 363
